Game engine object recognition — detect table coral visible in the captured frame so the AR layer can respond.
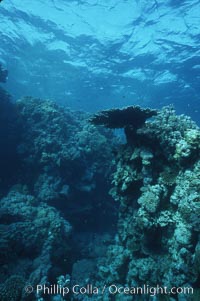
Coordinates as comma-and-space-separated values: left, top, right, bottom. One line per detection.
89, 106, 157, 129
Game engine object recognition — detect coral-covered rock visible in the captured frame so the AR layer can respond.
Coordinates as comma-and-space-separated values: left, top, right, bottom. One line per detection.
137, 106, 200, 164
0, 275, 25, 301
16, 96, 117, 232
0, 96, 118, 301
0, 187, 72, 300
94, 106, 200, 299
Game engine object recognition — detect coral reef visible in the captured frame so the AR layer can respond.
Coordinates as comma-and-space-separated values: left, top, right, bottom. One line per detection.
0, 186, 72, 300
0, 96, 117, 301
0, 275, 25, 301
89, 106, 157, 129
1, 96, 199, 301
90, 106, 200, 301
16, 96, 116, 230
137, 106, 200, 164
17, 97, 114, 177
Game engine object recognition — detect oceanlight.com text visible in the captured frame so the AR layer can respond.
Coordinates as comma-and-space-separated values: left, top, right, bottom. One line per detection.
24, 283, 194, 297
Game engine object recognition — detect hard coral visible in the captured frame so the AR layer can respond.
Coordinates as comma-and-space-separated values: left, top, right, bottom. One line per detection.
96, 106, 200, 296
138, 106, 200, 164
0, 275, 25, 301
16, 96, 117, 234
0, 187, 72, 299
89, 105, 157, 129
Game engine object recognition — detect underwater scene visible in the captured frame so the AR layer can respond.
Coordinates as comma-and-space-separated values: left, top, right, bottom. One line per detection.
0, 0, 200, 300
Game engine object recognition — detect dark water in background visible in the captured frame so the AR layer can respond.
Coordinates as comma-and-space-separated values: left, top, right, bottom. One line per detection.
0, 0, 199, 124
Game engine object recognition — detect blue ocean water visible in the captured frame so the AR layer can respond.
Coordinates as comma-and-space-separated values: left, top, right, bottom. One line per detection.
0, 0, 199, 123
